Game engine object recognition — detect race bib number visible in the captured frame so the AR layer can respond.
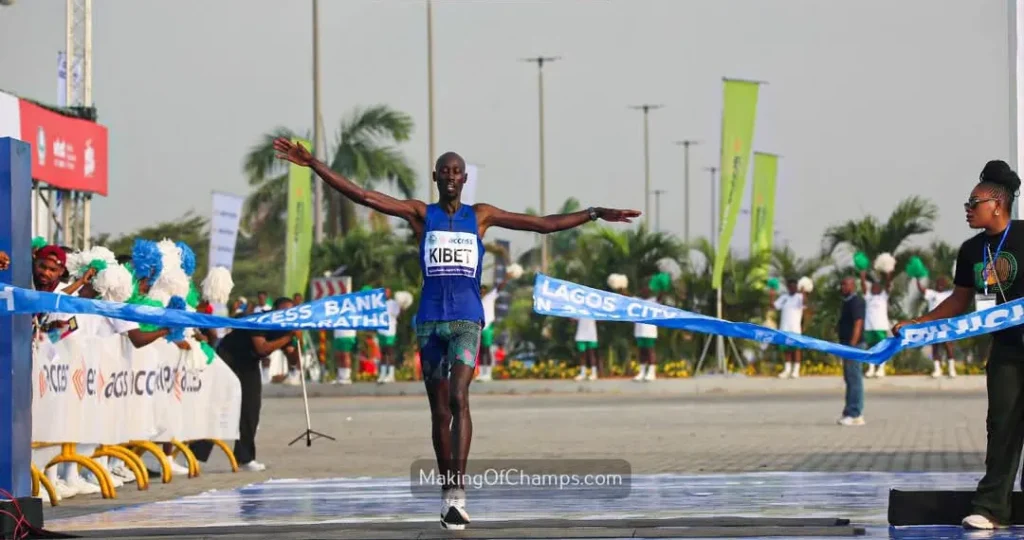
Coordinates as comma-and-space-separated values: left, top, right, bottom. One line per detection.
976, 294, 997, 312
424, 231, 479, 278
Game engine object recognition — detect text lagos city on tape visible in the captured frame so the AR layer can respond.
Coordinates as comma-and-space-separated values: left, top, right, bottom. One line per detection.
532, 274, 1024, 364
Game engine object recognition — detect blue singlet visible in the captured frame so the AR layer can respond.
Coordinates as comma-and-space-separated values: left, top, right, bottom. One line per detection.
416, 203, 485, 325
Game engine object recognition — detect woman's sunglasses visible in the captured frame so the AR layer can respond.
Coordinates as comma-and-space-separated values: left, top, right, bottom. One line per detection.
964, 197, 1000, 210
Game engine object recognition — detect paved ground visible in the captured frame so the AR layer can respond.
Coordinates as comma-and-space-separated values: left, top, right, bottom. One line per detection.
263, 373, 987, 398
45, 380, 991, 521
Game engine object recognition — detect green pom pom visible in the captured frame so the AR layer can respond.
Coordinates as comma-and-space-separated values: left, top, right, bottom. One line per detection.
649, 272, 672, 293
200, 342, 216, 364
31, 236, 47, 250
767, 277, 780, 290
127, 294, 165, 332
905, 256, 929, 279
186, 281, 200, 309
853, 252, 870, 271
88, 258, 108, 273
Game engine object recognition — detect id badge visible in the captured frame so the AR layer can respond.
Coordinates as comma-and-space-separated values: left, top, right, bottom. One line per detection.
976, 294, 997, 312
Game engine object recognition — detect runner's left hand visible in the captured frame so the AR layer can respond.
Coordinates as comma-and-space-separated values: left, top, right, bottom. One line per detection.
0, 250, 8, 271
273, 138, 314, 167
892, 319, 916, 335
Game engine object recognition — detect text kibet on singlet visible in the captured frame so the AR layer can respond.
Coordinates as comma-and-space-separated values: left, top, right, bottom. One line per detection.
416, 204, 486, 324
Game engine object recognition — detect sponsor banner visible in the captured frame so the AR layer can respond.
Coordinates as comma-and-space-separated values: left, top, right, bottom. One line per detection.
712, 79, 760, 289
749, 152, 778, 257
209, 191, 244, 271
0, 91, 20, 140
531, 274, 1024, 365
285, 139, 314, 298
19, 100, 108, 195
0, 284, 390, 331
310, 276, 350, 300
493, 239, 511, 320
33, 330, 241, 444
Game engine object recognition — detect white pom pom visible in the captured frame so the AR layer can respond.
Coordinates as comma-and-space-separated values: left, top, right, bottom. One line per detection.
874, 252, 896, 274
201, 267, 234, 305
147, 288, 170, 306
797, 276, 814, 293
151, 239, 189, 297
156, 239, 183, 270
606, 273, 628, 291
395, 290, 414, 309
87, 246, 117, 267
65, 250, 88, 279
506, 263, 524, 280
152, 265, 190, 298
92, 264, 134, 303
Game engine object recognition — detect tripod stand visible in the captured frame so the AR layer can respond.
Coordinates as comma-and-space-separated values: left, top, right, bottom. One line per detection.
694, 333, 747, 375
288, 349, 335, 447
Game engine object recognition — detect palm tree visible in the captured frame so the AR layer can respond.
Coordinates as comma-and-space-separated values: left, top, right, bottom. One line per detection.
541, 224, 684, 364
770, 246, 830, 281
242, 105, 417, 244
515, 197, 594, 268
821, 196, 938, 264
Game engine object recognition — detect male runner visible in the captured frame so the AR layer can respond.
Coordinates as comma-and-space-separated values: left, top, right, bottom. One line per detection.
274, 139, 638, 530
476, 276, 508, 382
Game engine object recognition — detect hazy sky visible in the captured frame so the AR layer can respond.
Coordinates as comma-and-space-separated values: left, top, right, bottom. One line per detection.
0, 0, 1013, 261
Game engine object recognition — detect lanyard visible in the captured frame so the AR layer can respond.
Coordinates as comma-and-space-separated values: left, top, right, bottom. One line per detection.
983, 221, 1012, 295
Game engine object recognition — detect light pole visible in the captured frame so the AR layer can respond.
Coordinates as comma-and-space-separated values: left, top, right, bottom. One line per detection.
522, 55, 560, 273
652, 189, 667, 232
426, 0, 437, 201
704, 166, 718, 243
629, 104, 665, 221
311, 0, 325, 243
674, 139, 700, 243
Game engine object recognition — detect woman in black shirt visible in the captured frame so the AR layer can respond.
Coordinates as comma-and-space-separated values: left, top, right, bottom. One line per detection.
190, 297, 301, 472
894, 160, 1023, 530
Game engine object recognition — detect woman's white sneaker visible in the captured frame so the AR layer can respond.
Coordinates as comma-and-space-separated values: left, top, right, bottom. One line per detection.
240, 461, 266, 472
54, 479, 78, 499
962, 514, 997, 530
69, 476, 101, 495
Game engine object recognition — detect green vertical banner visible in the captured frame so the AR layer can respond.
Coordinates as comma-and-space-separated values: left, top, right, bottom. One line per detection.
749, 152, 778, 256
285, 138, 314, 297
712, 79, 760, 289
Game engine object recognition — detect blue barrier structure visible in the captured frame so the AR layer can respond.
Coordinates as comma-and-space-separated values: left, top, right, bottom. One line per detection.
0, 137, 33, 498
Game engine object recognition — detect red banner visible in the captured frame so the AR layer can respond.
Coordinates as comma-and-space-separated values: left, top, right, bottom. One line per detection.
18, 101, 108, 195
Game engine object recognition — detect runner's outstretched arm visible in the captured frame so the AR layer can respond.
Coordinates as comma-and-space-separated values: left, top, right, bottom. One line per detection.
475, 204, 640, 236
273, 138, 425, 224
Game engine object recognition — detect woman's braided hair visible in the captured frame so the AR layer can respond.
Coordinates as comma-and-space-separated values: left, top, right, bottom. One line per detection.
979, 160, 1022, 211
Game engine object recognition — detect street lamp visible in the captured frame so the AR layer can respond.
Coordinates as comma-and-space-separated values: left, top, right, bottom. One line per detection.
426, 0, 437, 201
629, 104, 665, 221
312, 0, 325, 243
652, 189, 667, 232
673, 139, 700, 243
521, 55, 560, 273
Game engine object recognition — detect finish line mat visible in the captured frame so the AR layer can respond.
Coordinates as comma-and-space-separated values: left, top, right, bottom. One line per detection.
41, 472, 1024, 539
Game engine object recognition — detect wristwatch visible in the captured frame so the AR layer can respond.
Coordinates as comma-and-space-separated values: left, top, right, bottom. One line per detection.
587, 207, 599, 221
